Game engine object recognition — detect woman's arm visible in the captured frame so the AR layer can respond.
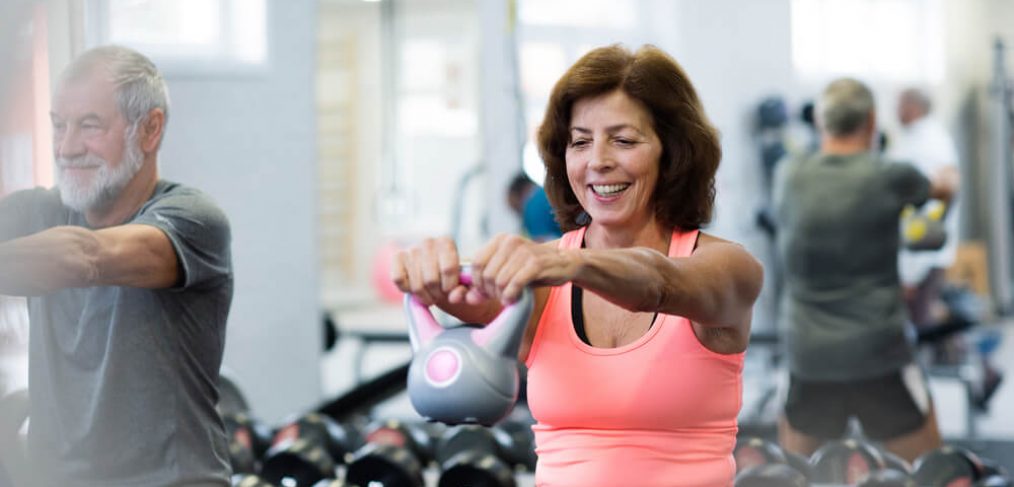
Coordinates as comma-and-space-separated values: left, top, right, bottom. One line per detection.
575, 234, 762, 332
470, 233, 763, 336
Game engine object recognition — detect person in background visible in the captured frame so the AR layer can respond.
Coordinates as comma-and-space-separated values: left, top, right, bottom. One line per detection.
887, 87, 1003, 408
887, 88, 961, 328
775, 78, 951, 463
393, 44, 763, 486
507, 171, 562, 242
0, 45, 233, 486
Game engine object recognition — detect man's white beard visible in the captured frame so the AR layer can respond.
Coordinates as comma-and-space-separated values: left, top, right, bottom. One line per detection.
57, 125, 145, 213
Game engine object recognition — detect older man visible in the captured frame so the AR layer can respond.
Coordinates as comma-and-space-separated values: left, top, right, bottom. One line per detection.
887, 89, 961, 325
774, 78, 952, 463
0, 46, 233, 486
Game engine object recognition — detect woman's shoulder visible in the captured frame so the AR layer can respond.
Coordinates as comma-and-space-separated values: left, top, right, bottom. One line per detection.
692, 231, 759, 267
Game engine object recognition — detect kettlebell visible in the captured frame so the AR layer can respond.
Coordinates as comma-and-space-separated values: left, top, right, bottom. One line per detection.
405, 271, 533, 426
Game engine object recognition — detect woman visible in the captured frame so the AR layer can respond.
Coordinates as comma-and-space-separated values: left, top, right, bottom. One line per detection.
391, 44, 762, 487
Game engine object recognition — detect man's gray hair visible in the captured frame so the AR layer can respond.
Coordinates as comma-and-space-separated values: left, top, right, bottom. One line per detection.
62, 45, 170, 143
817, 78, 874, 137
900, 87, 932, 114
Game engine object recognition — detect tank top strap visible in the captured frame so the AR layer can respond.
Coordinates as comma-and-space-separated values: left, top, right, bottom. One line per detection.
558, 226, 587, 250
669, 228, 700, 258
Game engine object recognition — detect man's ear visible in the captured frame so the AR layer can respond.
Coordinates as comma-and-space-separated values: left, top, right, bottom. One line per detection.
140, 108, 165, 153
864, 110, 877, 137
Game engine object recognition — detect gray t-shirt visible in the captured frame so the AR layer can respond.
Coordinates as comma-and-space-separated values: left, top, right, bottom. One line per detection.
0, 180, 233, 486
774, 152, 929, 381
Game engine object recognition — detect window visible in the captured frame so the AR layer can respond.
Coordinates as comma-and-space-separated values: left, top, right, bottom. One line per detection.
790, 0, 945, 83
516, 0, 645, 183
84, 0, 268, 73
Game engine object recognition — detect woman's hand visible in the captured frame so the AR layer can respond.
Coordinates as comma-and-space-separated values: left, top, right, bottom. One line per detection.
390, 237, 469, 306
469, 234, 578, 305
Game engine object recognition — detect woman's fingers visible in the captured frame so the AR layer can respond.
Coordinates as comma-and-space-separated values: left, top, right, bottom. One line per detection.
435, 237, 461, 293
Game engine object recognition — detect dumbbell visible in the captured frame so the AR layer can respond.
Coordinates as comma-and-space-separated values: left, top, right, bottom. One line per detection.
260, 413, 360, 487
914, 445, 1012, 487
733, 437, 812, 482
230, 473, 275, 487
496, 420, 537, 472
734, 437, 787, 472
858, 469, 916, 487
810, 439, 886, 485
345, 419, 435, 487
901, 200, 948, 251
734, 463, 808, 487
435, 425, 516, 487
854, 448, 917, 487
222, 412, 274, 474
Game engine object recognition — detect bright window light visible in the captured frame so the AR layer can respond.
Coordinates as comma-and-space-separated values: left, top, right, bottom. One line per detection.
87, 0, 268, 71
790, 0, 944, 83
519, 0, 638, 29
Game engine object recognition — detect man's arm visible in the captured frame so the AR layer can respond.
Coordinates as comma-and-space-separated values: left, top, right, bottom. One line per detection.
0, 224, 178, 296
929, 164, 959, 204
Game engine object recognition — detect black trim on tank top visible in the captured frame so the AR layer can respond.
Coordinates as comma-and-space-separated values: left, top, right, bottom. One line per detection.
571, 235, 659, 346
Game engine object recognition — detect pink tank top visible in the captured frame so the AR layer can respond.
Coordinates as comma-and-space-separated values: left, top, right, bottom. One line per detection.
525, 227, 744, 487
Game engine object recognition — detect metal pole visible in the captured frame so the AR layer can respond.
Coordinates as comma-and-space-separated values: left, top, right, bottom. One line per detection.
987, 38, 1014, 313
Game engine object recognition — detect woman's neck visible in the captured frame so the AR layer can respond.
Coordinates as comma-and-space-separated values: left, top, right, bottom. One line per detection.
584, 219, 669, 253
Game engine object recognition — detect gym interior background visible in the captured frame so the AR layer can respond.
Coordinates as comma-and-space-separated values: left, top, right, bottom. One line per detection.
2, 0, 1014, 475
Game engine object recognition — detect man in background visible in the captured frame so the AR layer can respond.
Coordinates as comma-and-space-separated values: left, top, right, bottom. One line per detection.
775, 78, 951, 463
887, 88, 961, 329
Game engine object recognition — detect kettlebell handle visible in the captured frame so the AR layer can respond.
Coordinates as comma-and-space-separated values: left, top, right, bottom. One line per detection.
405, 266, 533, 353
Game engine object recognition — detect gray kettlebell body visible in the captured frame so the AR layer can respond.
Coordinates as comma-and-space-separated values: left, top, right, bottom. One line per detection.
405, 284, 533, 426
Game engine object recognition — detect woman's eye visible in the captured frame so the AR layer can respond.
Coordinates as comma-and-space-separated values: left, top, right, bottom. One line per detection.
570, 139, 589, 148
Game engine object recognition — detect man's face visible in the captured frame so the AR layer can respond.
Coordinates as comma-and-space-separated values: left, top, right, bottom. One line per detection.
50, 69, 144, 212
897, 95, 923, 127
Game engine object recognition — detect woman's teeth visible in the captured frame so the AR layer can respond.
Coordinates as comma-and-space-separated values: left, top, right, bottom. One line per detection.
592, 184, 630, 196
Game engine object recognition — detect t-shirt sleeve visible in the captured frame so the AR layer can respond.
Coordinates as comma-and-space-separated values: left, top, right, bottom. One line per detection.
0, 188, 50, 243
133, 189, 232, 290
885, 162, 931, 208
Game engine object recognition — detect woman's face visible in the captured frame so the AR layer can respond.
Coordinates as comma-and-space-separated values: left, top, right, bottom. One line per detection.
565, 89, 662, 231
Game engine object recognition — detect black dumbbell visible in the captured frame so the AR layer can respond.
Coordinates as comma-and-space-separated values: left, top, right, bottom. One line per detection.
734, 463, 808, 487
224, 412, 274, 461
980, 457, 1012, 486
784, 451, 814, 482
435, 425, 516, 487
914, 445, 982, 486
345, 419, 432, 487
222, 412, 273, 474
261, 438, 336, 487
858, 469, 916, 487
810, 439, 885, 485
915, 445, 1013, 487
881, 449, 913, 474
271, 412, 360, 466
260, 413, 359, 487
734, 437, 788, 473
311, 479, 358, 487
495, 421, 537, 472
230, 473, 274, 487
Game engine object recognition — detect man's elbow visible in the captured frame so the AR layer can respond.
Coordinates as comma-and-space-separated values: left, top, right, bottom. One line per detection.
62, 228, 102, 288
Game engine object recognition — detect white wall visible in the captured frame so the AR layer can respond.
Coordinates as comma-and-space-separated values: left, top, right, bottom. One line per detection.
661, 0, 797, 332
158, 1, 321, 423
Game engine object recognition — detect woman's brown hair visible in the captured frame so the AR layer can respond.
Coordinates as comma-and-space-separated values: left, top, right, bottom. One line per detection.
536, 44, 721, 231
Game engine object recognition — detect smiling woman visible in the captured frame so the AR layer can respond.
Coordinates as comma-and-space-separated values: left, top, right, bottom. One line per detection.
537, 45, 721, 235
391, 44, 762, 487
